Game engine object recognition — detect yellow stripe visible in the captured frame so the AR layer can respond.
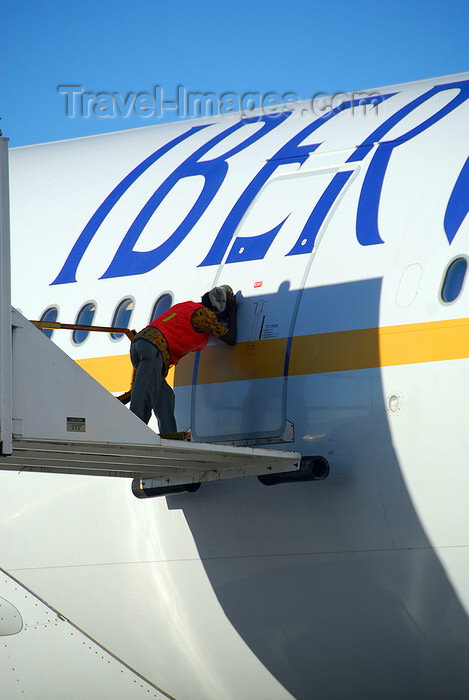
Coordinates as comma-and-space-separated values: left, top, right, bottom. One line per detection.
188, 338, 288, 385
76, 318, 469, 391
76, 355, 133, 392
290, 319, 469, 376
378, 319, 469, 366
75, 354, 174, 392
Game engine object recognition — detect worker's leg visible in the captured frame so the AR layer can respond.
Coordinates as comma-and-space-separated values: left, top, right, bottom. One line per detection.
129, 339, 158, 424
154, 376, 177, 434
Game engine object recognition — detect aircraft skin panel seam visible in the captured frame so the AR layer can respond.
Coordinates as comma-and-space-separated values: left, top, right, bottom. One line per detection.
0, 566, 176, 700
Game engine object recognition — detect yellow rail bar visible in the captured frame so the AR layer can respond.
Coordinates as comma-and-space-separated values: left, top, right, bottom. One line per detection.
31, 320, 136, 342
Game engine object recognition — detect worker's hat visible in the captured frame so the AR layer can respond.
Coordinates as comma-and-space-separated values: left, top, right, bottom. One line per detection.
208, 285, 233, 314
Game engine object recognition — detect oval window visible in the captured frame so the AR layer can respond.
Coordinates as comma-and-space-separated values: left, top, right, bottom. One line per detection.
150, 293, 173, 321
111, 298, 134, 340
441, 257, 467, 303
40, 306, 58, 339
73, 303, 96, 344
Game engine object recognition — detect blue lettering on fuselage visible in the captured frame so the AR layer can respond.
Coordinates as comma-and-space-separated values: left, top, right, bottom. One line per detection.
199, 96, 387, 267
101, 114, 291, 279
445, 156, 469, 244
52, 126, 209, 285
349, 80, 469, 246
51, 81, 469, 285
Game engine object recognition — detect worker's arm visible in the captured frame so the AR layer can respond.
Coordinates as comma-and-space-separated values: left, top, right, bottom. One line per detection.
220, 292, 237, 345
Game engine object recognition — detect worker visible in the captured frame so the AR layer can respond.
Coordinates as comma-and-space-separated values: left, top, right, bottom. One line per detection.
129, 286, 237, 435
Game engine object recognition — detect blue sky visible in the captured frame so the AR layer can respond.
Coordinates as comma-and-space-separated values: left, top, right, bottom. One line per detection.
1, 0, 468, 147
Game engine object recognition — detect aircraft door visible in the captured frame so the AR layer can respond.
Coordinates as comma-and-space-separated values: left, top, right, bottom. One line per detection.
191, 165, 356, 443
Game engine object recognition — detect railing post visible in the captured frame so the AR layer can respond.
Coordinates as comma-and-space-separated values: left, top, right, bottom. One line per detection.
0, 138, 12, 454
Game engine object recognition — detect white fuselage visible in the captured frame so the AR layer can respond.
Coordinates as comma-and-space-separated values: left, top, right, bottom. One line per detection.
2, 73, 469, 698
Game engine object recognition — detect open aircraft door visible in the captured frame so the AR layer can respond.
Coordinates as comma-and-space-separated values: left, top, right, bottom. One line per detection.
191, 161, 358, 443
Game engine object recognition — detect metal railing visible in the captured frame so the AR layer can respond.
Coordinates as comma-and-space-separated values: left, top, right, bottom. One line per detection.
31, 320, 136, 403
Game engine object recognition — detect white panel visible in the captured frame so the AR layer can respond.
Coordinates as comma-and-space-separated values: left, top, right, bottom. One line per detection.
10, 309, 161, 445
377, 360, 469, 548
13, 561, 294, 700
0, 571, 171, 699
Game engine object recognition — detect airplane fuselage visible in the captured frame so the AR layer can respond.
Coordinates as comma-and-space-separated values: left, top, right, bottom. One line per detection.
2, 73, 469, 698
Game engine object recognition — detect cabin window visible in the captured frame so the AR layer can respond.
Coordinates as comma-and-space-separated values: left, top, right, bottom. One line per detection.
39, 306, 58, 339
73, 302, 96, 344
150, 293, 173, 321
441, 257, 467, 303
110, 298, 134, 340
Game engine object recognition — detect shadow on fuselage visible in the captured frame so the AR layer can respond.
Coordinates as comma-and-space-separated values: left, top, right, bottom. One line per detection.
167, 278, 469, 700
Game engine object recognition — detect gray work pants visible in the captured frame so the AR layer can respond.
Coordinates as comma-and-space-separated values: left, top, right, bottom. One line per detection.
129, 338, 177, 434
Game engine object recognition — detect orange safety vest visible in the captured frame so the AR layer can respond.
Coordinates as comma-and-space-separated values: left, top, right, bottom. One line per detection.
148, 301, 210, 365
